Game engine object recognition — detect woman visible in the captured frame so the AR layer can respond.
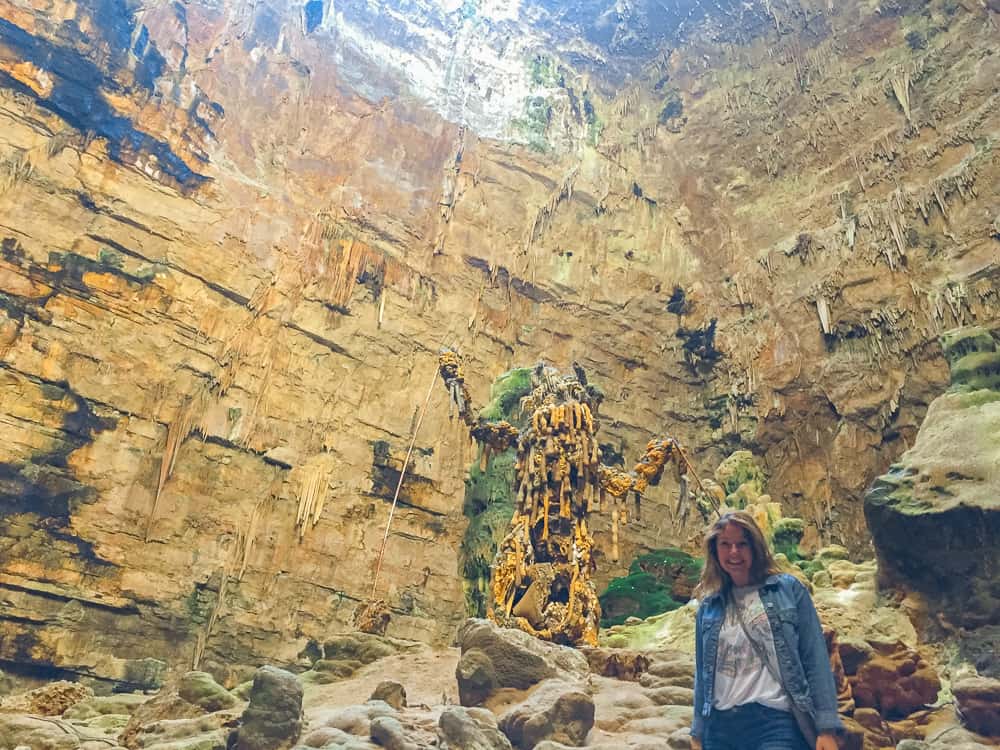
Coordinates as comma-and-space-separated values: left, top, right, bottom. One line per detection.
690, 512, 842, 750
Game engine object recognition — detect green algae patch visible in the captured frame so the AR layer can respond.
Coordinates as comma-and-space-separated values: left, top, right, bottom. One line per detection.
715, 450, 766, 498
772, 517, 805, 561
460, 367, 534, 616
461, 452, 517, 616
599, 546, 703, 627
478, 367, 533, 421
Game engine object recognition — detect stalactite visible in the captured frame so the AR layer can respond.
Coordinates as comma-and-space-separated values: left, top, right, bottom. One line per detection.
294, 451, 337, 540
816, 297, 832, 334
232, 476, 281, 582
146, 389, 209, 542
522, 166, 579, 255
889, 70, 912, 123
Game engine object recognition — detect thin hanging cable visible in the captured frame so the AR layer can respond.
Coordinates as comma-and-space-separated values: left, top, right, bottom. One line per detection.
369, 362, 440, 601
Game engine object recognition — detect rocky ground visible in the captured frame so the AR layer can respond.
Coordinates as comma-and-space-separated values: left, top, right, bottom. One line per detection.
2, 557, 997, 750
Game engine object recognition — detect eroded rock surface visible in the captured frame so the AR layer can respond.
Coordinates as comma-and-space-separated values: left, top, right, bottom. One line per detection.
866, 326, 1000, 628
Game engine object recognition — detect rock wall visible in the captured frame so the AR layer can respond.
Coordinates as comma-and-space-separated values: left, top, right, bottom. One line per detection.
0, 0, 997, 685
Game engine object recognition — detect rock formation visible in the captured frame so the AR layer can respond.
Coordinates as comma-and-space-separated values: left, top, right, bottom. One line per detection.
865, 326, 1000, 628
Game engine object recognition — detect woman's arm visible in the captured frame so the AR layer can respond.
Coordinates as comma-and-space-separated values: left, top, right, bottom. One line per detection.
690, 605, 705, 741
793, 579, 843, 735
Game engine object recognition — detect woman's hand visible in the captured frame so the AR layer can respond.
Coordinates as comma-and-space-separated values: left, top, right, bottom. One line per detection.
815, 732, 838, 750
690, 738, 702, 750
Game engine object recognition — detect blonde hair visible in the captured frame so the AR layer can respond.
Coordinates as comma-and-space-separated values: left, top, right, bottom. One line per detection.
693, 511, 782, 599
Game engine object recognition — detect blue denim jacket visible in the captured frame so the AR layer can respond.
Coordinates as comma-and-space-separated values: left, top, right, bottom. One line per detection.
691, 573, 844, 739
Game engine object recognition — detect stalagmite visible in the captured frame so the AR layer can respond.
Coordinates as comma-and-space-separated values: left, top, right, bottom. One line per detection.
437, 351, 712, 645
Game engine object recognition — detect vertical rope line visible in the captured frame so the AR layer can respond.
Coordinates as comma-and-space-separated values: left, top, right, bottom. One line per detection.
369, 363, 440, 601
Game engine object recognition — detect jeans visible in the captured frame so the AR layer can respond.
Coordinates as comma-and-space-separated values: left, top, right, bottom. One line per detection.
704, 703, 810, 750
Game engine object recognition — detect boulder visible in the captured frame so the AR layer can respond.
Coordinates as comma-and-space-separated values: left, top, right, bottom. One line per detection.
296, 725, 375, 748
178, 671, 239, 713
498, 679, 594, 749
455, 619, 588, 706
229, 666, 303, 750
312, 701, 398, 736
438, 706, 513, 750
369, 716, 418, 750
120, 678, 224, 749
370, 681, 407, 711
864, 327, 1000, 628
456, 649, 499, 707
850, 639, 940, 718
953, 676, 1000, 736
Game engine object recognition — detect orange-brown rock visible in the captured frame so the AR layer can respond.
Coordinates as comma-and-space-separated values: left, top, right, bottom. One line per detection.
825, 626, 855, 715
953, 676, 1000, 737
0, 679, 92, 716
849, 639, 941, 719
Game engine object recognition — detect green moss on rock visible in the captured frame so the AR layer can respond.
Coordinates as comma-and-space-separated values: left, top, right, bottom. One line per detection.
599, 572, 682, 627
478, 367, 532, 421
599, 547, 703, 627
950, 350, 1000, 391
460, 367, 534, 616
715, 450, 766, 498
772, 518, 805, 560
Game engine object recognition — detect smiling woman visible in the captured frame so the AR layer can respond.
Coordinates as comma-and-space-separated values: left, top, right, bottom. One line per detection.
690, 512, 843, 750
717, 523, 753, 586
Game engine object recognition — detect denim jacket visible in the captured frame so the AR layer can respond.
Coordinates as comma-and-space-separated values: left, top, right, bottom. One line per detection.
691, 573, 843, 739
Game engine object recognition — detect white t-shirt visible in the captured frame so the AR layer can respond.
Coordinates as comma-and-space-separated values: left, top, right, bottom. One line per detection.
712, 584, 791, 712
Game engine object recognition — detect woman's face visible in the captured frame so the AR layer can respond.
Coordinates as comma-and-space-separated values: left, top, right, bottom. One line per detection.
716, 523, 753, 586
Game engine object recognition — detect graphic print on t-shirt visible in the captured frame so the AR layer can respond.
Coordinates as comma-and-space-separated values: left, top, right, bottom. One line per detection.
712, 586, 791, 712
716, 589, 771, 679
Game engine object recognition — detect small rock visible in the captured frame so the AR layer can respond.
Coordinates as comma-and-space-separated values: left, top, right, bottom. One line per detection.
953, 676, 1000, 736
499, 679, 595, 749
438, 706, 512, 750
582, 648, 650, 681
297, 725, 373, 748
667, 728, 692, 749
0, 680, 93, 715
370, 680, 407, 710
229, 666, 303, 750
178, 671, 239, 713
370, 715, 418, 750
